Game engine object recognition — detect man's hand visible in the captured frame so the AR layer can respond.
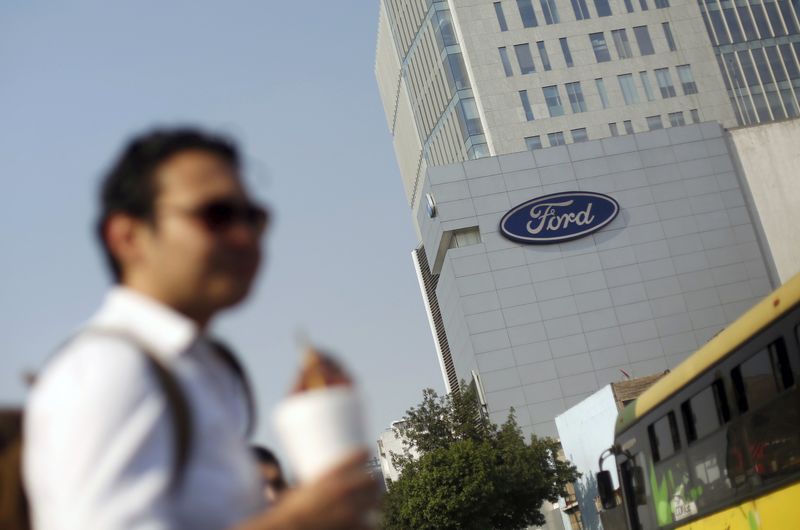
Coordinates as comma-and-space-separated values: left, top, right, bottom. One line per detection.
236, 451, 382, 530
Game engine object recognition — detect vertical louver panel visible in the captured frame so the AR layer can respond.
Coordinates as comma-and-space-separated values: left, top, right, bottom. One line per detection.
413, 246, 459, 394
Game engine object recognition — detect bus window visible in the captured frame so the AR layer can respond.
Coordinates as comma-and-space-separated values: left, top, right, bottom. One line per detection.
678, 381, 737, 511
649, 412, 680, 462
732, 336, 800, 482
623, 451, 654, 530
681, 381, 729, 443
647, 413, 696, 526
731, 338, 790, 412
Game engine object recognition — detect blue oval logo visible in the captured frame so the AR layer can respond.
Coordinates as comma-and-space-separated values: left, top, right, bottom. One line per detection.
500, 191, 619, 244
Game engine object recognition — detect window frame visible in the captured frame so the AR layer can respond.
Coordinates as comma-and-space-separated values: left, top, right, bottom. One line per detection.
560, 37, 574, 67
612, 28, 633, 59
633, 25, 655, 55
590, 32, 612, 62
543, 85, 566, 117
565, 81, 587, 112
494, 1, 509, 31
514, 43, 537, 74
516, 0, 540, 27
499, 47, 514, 77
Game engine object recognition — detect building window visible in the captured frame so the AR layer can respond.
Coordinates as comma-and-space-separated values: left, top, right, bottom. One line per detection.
690, 108, 701, 123
624, 120, 634, 134
565, 81, 587, 112
611, 29, 633, 59
517, 0, 539, 27
751, 4, 772, 39
633, 25, 655, 55
669, 111, 686, 126
469, 144, 490, 159
594, 0, 613, 17
677, 64, 698, 95
519, 90, 535, 121
753, 48, 786, 120
780, 1, 799, 34
639, 0, 649, 10
436, 10, 458, 48
761, 5, 780, 38
646, 115, 663, 130
537, 41, 552, 70
655, 67, 677, 98
654, 0, 669, 7
590, 32, 611, 62
514, 44, 536, 74
540, 0, 560, 24
460, 98, 484, 136
571, 0, 591, 20
738, 5, 759, 40
767, 46, 800, 117
525, 135, 543, 150
624, 0, 635, 12
709, 9, 731, 44
609, 122, 619, 136
494, 2, 509, 31
726, 8, 746, 43
448, 226, 482, 248
560, 38, 574, 67
543, 85, 565, 116
640, 71, 656, 101
595, 78, 610, 108
447, 53, 471, 90
571, 128, 589, 142
662, 22, 677, 51
618, 73, 639, 104
548, 131, 566, 146
499, 47, 514, 76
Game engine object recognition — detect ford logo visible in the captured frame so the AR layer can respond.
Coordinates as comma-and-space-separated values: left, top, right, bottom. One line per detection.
499, 191, 619, 244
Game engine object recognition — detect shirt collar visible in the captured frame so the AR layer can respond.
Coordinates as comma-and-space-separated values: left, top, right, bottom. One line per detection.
90, 286, 201, 360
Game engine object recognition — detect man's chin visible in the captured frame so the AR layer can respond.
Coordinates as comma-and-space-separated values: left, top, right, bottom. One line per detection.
212, 280, 255, 310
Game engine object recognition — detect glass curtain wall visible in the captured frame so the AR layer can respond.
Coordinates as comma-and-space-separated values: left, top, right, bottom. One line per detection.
697, 0, 800, 123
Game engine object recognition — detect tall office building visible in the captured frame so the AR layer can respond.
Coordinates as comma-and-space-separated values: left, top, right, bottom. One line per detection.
374, 0, 791, 438
376, 0, 799, 209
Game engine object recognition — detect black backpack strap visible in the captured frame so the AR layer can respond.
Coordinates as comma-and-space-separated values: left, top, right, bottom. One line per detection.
79, 328, 193, 493
208, 338, 257, 437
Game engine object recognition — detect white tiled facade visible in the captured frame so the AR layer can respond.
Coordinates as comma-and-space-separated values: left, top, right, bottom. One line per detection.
412, 123, 772, 438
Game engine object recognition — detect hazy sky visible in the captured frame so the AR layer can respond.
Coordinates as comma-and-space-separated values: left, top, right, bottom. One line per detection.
0, 1, 444, 453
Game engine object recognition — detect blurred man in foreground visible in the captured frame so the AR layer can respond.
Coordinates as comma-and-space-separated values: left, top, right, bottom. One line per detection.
23, 128, 379, 530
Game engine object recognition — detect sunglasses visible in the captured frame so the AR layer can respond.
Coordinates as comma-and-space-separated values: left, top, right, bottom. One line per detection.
161, 199, 270, 234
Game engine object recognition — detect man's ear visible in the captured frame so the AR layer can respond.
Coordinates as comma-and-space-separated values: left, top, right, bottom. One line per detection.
104, 213, 147, 278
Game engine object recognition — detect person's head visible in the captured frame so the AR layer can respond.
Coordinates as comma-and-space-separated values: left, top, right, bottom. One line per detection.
97, 128, 268, 326
252, 445, 287, 502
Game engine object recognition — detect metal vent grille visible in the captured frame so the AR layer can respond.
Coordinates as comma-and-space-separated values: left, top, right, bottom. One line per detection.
413, 245, 459, 394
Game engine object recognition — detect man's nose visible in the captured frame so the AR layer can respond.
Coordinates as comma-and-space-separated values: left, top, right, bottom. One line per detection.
223, 221, 263, 247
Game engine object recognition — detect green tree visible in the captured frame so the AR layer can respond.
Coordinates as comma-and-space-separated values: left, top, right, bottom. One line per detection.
382, 384, 578, 530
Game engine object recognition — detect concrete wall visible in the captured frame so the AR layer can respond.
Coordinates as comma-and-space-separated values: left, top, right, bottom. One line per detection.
555, 385, 619, 530
412, 122, 772, 438
728, 119, 800, 284
450, 0, 736, 153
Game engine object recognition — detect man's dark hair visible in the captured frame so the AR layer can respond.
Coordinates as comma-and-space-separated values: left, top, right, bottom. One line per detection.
251, 445, 280, 466
96, 127, 240, 282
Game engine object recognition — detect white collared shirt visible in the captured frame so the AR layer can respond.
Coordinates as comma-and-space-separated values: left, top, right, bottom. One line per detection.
24, 287, 266, 530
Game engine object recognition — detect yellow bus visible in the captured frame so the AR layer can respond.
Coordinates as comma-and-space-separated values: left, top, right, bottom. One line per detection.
597, 273, 800, 530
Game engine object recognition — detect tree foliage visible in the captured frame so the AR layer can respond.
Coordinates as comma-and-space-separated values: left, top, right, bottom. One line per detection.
382, 384, 578, 530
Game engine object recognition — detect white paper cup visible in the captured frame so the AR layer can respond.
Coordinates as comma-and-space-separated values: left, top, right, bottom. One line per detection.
272, 386, 367, 483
